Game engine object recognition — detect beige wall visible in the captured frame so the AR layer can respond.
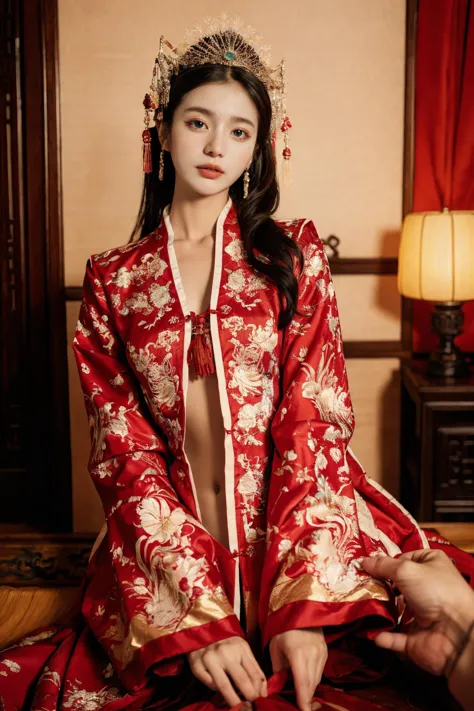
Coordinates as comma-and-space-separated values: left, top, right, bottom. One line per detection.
59, 0, 407, 532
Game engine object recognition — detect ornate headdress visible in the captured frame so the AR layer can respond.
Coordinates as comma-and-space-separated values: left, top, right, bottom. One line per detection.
142, 15, 292, 186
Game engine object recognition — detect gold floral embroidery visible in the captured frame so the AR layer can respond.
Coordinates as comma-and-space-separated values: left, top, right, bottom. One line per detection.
70, 211, 426, 681
62, 679, 123, 709
0, 659, 20, 677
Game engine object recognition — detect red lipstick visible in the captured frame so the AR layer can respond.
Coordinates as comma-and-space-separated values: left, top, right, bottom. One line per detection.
197, 163, 224, 179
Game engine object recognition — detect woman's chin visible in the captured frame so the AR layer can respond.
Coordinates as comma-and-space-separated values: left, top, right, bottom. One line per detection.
187, 181, 230, 198
172, 173, 233, 202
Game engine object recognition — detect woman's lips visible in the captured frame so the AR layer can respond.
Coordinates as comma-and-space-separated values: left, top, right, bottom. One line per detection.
197, 167, 223, 179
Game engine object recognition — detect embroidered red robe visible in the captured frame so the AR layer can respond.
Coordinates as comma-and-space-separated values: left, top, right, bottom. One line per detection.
0, 197, 472, 710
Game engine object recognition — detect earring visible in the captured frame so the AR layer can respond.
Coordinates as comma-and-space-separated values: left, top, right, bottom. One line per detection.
158, 150, 165, 181
243, 168, 250, 199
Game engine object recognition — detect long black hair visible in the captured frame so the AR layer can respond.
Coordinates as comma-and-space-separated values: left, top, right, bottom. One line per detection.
130, 35, 303, 328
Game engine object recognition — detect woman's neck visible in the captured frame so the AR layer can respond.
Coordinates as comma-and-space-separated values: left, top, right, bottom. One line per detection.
168, 189, 230, 244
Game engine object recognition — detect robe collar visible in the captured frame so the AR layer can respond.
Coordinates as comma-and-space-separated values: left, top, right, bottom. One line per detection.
160, 196, 236, 246
158, 196, 238, 377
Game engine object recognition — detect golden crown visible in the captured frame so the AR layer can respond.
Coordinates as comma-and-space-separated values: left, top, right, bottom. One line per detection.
142, 15, 292, 184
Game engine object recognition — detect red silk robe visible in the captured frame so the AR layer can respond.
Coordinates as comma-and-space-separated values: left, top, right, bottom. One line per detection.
0, 197, 472, 710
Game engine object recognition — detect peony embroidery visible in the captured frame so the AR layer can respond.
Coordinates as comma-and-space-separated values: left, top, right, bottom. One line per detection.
138, 497, 186, 545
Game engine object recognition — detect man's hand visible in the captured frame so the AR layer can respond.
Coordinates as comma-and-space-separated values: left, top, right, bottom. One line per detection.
269, 627, 327, 711
362, 549, 474, 675
187, 636, 267, 708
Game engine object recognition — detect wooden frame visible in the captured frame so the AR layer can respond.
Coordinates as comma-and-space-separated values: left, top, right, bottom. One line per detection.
401, 0, 418, 352
0, 0, 72, 530
0, 533, 94, 587
22, 0, 72, 530
65, 254, 403, 359
65, 266, 404, 360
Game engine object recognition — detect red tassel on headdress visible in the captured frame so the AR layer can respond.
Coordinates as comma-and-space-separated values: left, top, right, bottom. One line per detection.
142, 93, 155, 174
281, 115, 292, 186
187, 310, 216, 377
142, 129, 152, 173
281, 116, 292, 133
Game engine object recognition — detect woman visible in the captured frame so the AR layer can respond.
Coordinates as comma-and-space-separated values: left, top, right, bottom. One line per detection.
0, 16, 473, 711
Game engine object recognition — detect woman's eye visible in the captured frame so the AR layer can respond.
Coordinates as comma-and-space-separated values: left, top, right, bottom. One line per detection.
187, 120, 206, 129
186, 120, 249, 139
233, 129, 250, 140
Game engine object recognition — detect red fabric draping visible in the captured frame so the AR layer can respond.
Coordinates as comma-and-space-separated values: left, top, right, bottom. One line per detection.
412, 0, 474, 351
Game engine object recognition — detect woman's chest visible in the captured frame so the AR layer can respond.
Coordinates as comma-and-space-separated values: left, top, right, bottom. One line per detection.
106, 236, 283, 448
112, 234, 282, 365
172, 236, 215, 314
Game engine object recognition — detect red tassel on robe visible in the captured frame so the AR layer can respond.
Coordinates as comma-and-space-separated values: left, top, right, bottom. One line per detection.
187, 309, 216, 377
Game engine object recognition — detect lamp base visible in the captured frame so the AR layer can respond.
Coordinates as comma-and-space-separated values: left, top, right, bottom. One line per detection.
428, 302, 470, 379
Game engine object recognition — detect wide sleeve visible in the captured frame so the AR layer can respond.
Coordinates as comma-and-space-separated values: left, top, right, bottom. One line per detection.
258, 219, 396, 650
73, 257, 244, 693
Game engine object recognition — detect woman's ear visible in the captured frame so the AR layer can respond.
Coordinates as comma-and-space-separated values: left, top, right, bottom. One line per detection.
155, 119, 170, 151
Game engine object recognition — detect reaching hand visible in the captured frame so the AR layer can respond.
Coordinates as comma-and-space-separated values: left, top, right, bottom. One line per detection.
187, 636, 267, 708
269, 627, 328, 711
362, 549, 474, 675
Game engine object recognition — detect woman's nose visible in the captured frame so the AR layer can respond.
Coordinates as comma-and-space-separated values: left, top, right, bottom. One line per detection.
205, 134, 224, 158
205, 146, 224, 158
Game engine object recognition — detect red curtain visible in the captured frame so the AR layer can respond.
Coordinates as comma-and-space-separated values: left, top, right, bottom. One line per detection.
412, 0, 474, 352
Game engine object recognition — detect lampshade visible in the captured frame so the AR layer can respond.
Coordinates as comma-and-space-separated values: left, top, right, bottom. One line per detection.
398, 210, 474, 302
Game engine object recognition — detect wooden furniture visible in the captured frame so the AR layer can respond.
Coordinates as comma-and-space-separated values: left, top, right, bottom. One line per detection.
0, 586, 81, 648
420, 522, 474, 553
0, 532, 93, 648
401, 361, 474, 521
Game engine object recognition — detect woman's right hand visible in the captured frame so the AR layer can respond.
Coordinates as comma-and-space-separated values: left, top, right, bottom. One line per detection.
187, 636, 268, 708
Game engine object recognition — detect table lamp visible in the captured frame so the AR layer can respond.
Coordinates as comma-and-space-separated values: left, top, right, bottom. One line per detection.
398, 209, 474, 379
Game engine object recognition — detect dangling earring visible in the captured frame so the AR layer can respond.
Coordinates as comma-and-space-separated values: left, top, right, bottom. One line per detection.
159, 149, 165, 181
243, 168, 250, 199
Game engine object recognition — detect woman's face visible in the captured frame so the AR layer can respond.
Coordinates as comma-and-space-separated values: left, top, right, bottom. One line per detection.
159, 80, 259, 198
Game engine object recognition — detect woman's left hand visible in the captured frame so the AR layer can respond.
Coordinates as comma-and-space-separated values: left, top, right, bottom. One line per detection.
269, 627, 328, 711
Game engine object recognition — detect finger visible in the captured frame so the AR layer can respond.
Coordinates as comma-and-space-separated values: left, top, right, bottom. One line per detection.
189, 658, 217, 690
204, 659, 242, 708
362, 555, 403, 581
290, 652, 312, 711
242, 649, 267, 697
225, 658, 261, 702
398, 549, 435, 564
374, 631, 408, 653
312, 647, 326, 688
305, 655, 319, 707
398, 549, 453, 568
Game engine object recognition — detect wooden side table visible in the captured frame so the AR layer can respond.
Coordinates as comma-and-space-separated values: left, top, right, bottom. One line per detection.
420, 522, 474, 553
400, 361, 474, 522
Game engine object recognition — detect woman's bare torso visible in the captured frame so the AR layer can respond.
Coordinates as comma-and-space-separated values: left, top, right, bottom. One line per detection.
172, 234, 229, 549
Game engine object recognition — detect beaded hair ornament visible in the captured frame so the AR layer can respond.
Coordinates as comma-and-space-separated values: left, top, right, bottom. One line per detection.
142, 15, 293, 186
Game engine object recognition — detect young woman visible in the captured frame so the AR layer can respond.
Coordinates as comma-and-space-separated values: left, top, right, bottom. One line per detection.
0, 17, 473, 711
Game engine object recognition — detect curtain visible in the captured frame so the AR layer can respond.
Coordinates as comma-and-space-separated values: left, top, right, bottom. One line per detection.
412, 0, 474, 352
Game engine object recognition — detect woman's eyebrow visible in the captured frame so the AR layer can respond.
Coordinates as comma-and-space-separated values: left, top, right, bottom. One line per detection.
183, 106, 255, 128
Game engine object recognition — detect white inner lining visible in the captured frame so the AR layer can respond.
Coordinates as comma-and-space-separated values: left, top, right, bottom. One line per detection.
163, 198, 241, 618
